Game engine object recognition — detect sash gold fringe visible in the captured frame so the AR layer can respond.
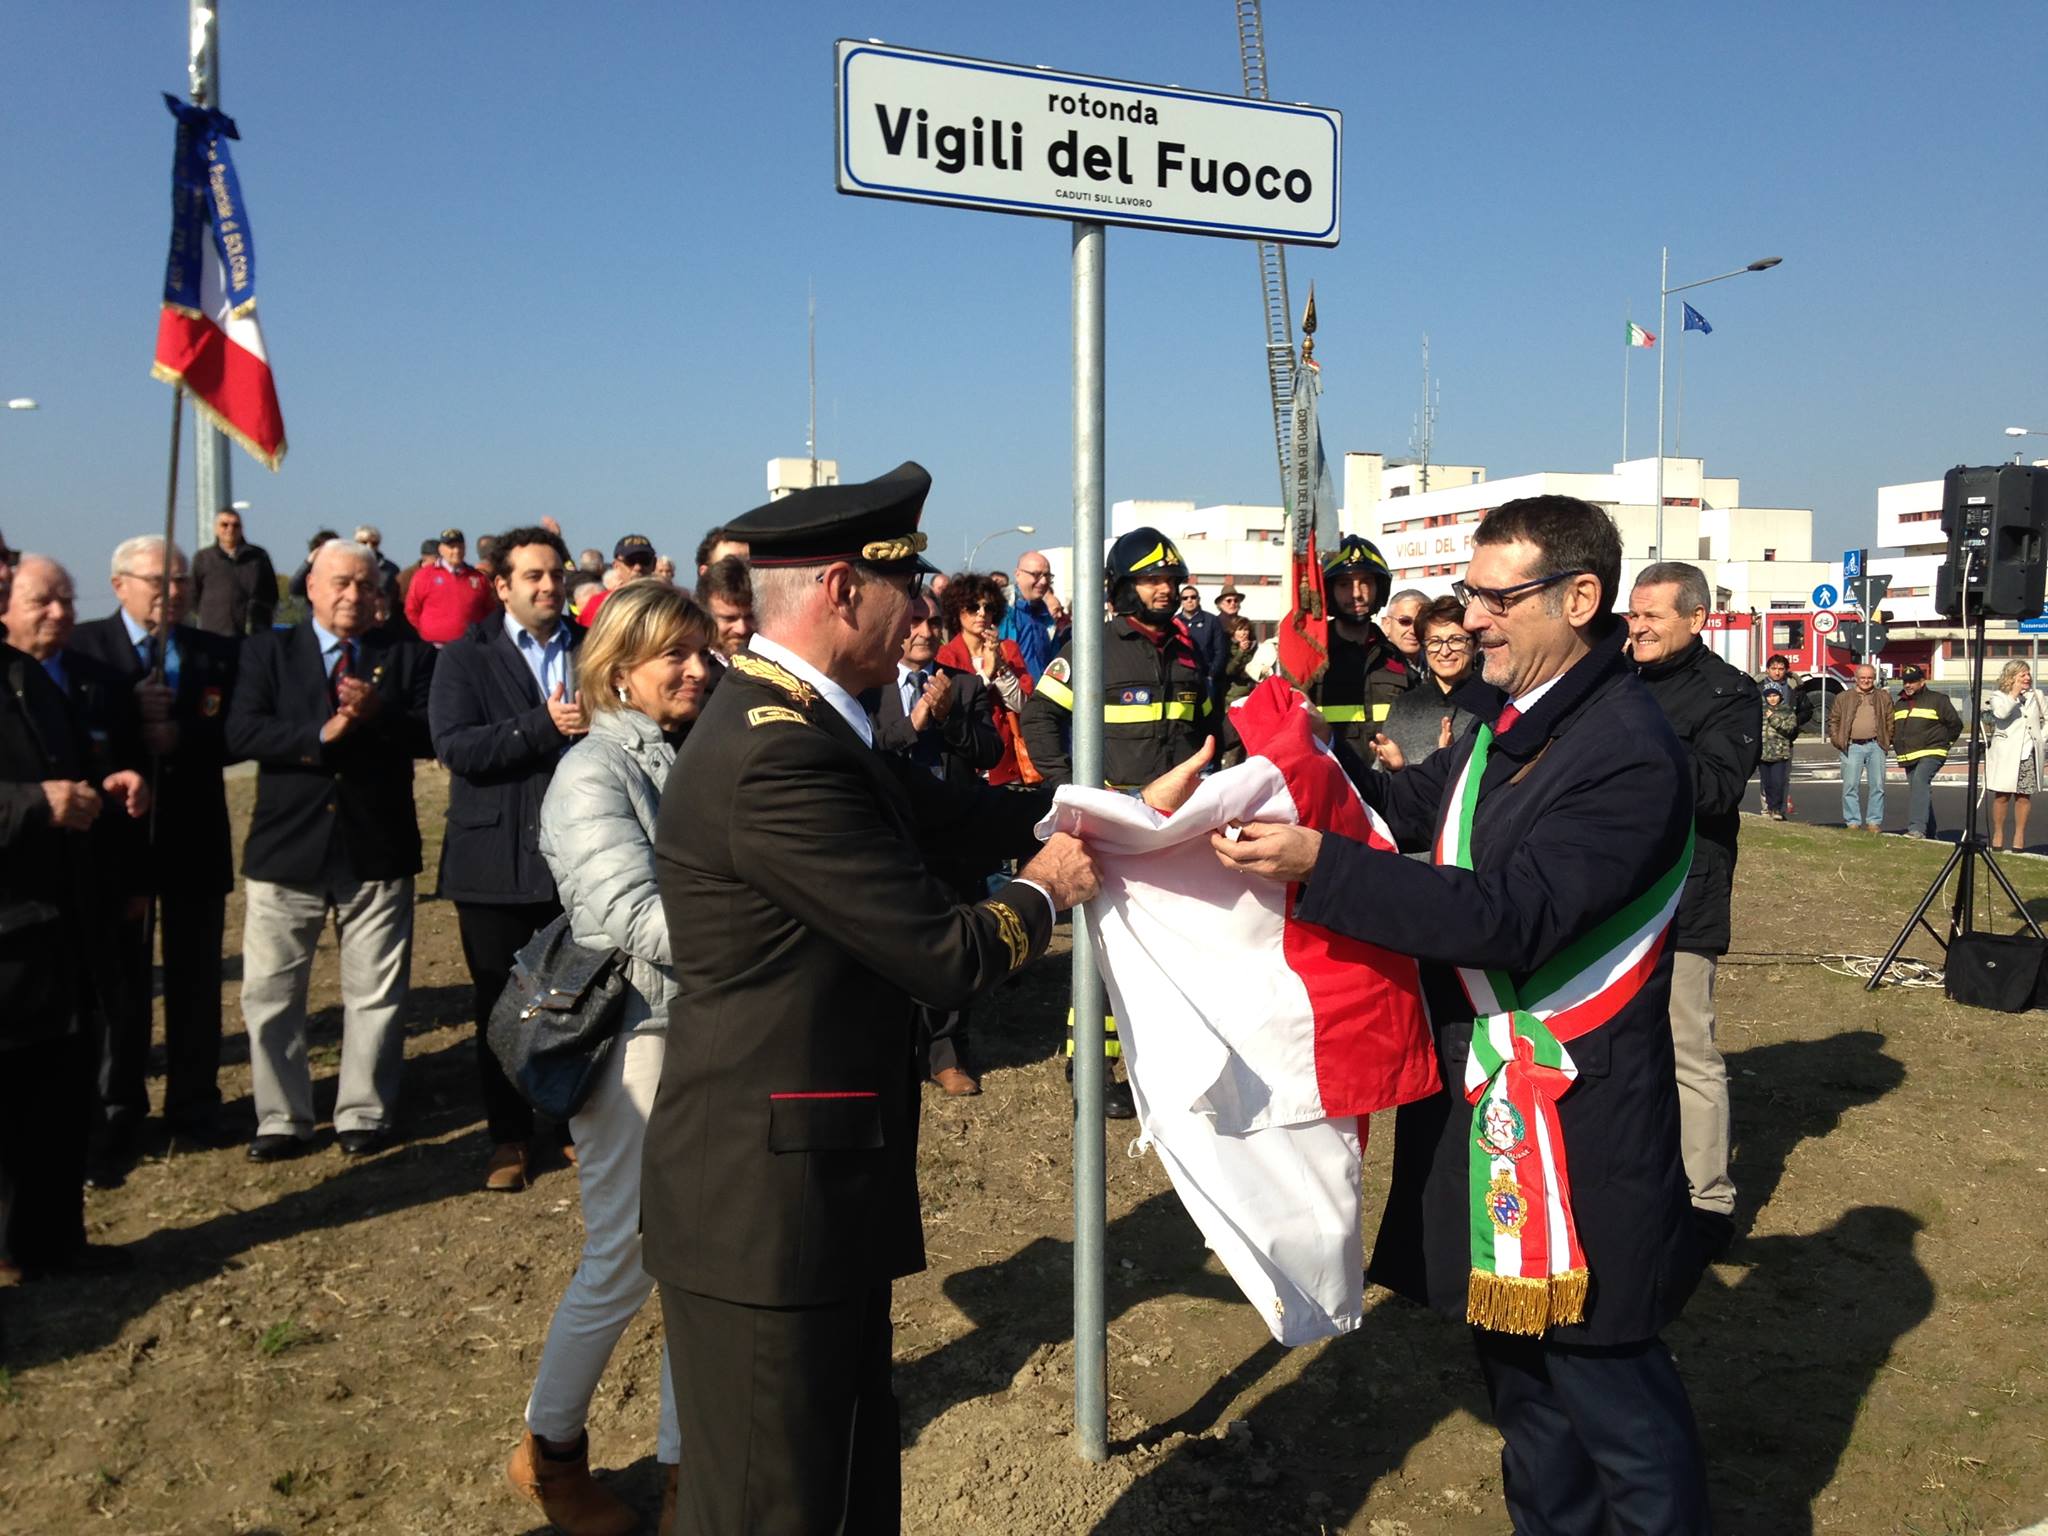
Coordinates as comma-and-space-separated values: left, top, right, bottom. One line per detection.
1467, 1268, 1590, 1336
149, 362, 286, 470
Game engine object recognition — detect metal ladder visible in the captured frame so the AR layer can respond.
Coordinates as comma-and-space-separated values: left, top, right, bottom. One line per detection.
1236, 0, 1297, 502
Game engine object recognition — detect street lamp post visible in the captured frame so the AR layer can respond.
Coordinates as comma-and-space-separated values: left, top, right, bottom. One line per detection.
965, 523, 1036, 570
4, 399, 36, 411
1653, 252, 1782, 559
2006, 426, 2048, 464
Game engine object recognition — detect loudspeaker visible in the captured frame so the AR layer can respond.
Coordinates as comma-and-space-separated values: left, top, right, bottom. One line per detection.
1936, 464, 2048, 620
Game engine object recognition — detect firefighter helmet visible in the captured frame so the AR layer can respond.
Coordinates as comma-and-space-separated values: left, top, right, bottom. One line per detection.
1106, 528, 1189, 618
1320, 535, 1390, 615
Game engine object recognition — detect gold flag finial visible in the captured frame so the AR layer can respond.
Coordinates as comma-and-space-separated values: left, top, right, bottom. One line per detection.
1301, 283, 1319, 364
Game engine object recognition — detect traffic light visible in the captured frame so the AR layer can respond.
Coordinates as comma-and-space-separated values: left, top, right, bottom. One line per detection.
1838, 608, 1890, 657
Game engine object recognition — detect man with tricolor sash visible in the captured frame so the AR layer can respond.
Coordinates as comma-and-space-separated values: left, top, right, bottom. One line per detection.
1212, 495, 1711, 1534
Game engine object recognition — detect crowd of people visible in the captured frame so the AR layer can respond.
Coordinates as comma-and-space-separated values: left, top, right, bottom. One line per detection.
0, 475, 2014, 1536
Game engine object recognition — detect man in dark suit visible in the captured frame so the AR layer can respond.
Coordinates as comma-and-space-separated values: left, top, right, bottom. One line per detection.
227, 539, 435, 1161
866, 589, 1003, 1096
68, 535, 241, 1158
428, 525, 586, 1192
0, 534, 151, 1277
643, 464, 1099, 1536
3, 555, 157, 1179
1217, 496, 1710, 1535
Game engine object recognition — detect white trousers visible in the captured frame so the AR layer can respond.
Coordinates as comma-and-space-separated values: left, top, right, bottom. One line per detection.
525, 1021, 680, 1464
240, 874, 413, 1137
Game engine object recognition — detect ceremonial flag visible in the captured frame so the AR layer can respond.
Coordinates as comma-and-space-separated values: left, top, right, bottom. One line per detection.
1278, 290, 1339, 690
151, 95, 286, 469
1626, 322, 1656, 349
1683, 302, 1713, 335
1038, 679, 1435, 1344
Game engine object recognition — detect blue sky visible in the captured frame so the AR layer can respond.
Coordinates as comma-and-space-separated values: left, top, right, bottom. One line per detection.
5, 2, 2040, 611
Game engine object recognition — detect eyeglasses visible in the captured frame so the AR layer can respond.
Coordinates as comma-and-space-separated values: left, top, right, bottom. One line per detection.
1451, 570, 1591, 617
1424, 636, 1473, 653
0, 546, 16, 567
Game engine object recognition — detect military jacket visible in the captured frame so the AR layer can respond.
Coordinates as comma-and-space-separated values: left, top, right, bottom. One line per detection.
1020, 615, 1213, 788
641, 648, 1055, 1307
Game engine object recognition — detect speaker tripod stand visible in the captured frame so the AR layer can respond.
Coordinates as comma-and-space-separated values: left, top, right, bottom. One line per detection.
1867, 612, 2046, 990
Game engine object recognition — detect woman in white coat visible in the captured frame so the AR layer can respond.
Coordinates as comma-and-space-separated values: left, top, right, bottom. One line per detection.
507, 580, 716, 1536
1982, 660, 2045, 851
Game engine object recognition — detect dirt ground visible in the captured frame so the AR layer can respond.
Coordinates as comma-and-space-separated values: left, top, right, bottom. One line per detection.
2, 768, 2045, 1535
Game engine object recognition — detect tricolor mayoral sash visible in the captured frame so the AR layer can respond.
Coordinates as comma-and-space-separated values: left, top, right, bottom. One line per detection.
1433, 721, 1692, 1336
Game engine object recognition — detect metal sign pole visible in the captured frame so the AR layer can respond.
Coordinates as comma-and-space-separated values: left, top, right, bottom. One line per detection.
188, 0, 232, 550
1069, 219, 1108, 1464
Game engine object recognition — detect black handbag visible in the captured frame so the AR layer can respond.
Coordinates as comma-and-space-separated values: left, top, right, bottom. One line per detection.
486, 914, 631, 1119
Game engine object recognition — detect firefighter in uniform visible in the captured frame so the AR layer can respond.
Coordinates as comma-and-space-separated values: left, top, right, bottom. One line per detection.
1020, 526, 1214, 1120
1313, 534, 1415, 758
1021, 527, 1215, 788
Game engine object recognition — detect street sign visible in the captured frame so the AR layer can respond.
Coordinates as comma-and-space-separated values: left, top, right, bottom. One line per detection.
1811, 609, 1839, 635
835, 40, 1342, 244
1843, 548, 1865, 580
1811, 582, 1838, 608
2019, 617, 2048, 635
1860, 572, 1892, 608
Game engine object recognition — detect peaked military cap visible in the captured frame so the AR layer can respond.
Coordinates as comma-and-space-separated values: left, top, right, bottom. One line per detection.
729, 460, 939, 574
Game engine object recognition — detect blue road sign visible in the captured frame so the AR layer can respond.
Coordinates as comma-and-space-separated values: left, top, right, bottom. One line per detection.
1811, 583, 1839, 608
2019, 617, 2048, 635
1843, 549, 1864, 580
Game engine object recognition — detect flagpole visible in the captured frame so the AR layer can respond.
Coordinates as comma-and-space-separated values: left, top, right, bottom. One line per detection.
188, 0, 232, 553
1621, 303, 1631, 463
159, 391, 184, 679
1675, 314, 1687, 459
1654, 245, 1668, 560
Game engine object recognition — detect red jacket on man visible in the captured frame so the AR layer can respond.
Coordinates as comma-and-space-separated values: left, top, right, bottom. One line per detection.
404, 561, 496, 645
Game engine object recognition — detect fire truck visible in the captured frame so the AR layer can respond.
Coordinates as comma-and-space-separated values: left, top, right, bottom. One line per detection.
1699, 610, 1938, 696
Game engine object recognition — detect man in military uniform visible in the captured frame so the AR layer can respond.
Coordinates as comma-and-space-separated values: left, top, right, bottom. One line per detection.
642, 461, 1099, 1536
1314, 534, 1415, 758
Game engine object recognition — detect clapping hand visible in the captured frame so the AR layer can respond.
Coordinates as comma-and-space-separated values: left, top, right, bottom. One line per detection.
546, 681, 590, 737
909, 672, 953, 731
1369, 732, 1406, 771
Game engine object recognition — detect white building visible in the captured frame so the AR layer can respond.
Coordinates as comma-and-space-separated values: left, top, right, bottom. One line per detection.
1039, 452, 1824, 632
766, 457, 839, 500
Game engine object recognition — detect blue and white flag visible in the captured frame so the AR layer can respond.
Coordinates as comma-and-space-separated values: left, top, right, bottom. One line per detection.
1682, 302, 1713, 335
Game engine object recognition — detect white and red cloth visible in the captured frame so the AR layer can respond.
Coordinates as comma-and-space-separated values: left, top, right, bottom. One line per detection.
151, 97, 286, 469
1037, 678, 1436, 1344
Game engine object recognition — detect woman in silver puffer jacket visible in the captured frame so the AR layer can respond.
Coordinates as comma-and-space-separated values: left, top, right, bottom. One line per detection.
507, 580, 715, 1536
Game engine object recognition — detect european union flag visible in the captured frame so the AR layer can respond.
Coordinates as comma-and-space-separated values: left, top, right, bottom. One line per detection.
1683, 302, 1713, 335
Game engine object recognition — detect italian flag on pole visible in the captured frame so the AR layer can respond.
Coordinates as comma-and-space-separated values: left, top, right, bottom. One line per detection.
1627, 322, 1656, 349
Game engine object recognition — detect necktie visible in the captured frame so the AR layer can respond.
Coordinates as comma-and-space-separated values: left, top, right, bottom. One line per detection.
329, 643, 352, 708
1495, 701, 1522, 734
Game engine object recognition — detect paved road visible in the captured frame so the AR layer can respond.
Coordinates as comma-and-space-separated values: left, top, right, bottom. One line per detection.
1741, 743, 2048, 850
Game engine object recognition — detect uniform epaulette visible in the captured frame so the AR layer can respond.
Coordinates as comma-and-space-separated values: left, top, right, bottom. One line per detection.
747, 705, 810, 729
729, 653, 819, 709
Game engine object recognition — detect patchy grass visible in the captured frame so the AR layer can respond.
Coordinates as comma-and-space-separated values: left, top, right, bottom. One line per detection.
256, 1319, 314, 1358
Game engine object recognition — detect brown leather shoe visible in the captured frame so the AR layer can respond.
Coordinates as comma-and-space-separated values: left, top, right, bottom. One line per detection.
932, 1066, 981, 1097
658, 1461, 679, 1536
485, 1143, 529, 1193
505, 1429, 638, 1536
